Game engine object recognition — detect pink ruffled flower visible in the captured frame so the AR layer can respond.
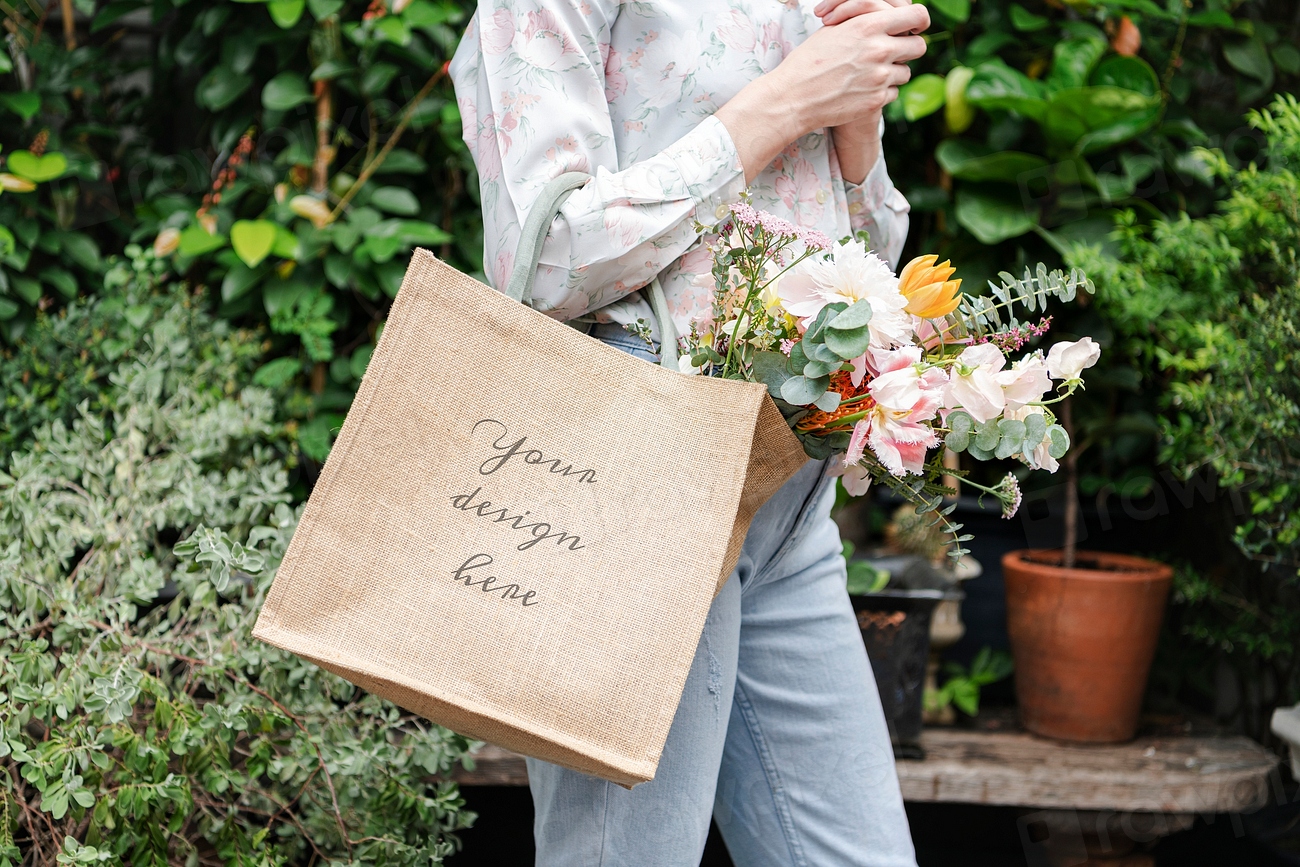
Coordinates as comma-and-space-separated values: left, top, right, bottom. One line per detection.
843, 346, 946, 477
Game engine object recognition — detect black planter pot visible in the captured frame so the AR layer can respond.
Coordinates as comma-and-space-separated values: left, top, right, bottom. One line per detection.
850, 588, 945, 759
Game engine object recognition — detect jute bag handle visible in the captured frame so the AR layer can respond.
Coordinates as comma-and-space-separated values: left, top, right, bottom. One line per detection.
504, 171, 679, 370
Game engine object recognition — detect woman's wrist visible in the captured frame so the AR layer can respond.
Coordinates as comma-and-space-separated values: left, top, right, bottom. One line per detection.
833, 113, 883, 185
715, 73, 810, 185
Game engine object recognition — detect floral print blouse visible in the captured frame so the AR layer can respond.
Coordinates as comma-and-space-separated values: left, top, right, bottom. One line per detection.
449, 0, 911, 338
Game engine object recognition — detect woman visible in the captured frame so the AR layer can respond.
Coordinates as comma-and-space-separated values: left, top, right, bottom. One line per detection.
450, 1, 928, 863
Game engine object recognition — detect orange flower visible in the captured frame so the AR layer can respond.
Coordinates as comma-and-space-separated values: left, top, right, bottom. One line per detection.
898, 254, 962, 318
796, 372, 873, 431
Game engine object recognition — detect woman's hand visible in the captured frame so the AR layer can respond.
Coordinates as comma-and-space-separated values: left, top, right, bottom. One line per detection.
716, 3, 929, 184
813, 0, 921, 182
815, 0, 919, 28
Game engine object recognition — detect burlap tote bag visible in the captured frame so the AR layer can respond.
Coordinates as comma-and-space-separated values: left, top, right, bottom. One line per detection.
253, 172, 809, 786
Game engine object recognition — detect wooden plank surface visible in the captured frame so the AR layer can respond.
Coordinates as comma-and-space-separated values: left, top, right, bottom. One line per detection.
451, 730, 1279, 815
894, 729, 1277, 813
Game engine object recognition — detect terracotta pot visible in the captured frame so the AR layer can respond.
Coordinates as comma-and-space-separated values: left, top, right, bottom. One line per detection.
1002, 550, 1172, 743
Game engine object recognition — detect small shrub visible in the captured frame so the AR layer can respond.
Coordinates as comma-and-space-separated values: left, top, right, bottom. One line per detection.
0, 254, 474, 866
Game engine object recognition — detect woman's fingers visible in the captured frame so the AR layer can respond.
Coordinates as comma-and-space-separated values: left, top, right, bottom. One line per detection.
888, 62, 913, 88
816, 0, 897, 26
887, 34, 929, 64
814, 0, 910, 17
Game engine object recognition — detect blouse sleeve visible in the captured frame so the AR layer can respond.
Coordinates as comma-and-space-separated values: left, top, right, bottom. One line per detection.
450, 0, 746, 320
843, 119, 911, 269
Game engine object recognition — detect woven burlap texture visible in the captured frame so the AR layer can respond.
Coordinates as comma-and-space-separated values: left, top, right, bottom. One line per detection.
253, 249, 808, 787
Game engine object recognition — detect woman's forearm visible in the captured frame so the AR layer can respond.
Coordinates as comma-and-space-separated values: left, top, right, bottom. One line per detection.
714, 5, 926, 185
832, 116, 882, 185
715, 75, 810, 186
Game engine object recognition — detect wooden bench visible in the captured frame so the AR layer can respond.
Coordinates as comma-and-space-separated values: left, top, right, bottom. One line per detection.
450, 729, 1280, 864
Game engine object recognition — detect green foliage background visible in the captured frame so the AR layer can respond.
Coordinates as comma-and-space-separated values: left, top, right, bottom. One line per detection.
1, 257, 474, 866
2, 0, 1300, 859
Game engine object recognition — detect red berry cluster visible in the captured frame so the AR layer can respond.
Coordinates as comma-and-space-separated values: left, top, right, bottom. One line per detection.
29, 129, 49, 158
198, 131, 255, 217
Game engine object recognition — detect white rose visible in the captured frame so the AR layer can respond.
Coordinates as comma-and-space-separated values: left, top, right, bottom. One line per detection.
1047, 337, 1101, 381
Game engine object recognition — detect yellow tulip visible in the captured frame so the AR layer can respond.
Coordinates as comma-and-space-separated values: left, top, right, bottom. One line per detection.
898, 254, 962, 318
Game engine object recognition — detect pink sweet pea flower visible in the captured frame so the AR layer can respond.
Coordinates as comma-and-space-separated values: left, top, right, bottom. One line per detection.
829, 461, 873, 497
996, 351, 1052, 411
1046, 337, 1101, 381
943, 343, 1007, 423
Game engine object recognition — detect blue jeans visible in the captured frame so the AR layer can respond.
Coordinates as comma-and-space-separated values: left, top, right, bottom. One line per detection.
525, 325, 917, 866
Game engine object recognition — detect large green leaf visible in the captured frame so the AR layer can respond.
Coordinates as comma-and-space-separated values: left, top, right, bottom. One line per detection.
6, 150, 68, 182
1044, 86, 1160, 151
1008, 3, 1048, 31
177, 225, 227, 257
262, 73, 314, 111
308, 0, 344, 17
1223, 38, 1273, 83
1090, 55, 1160, 98
945, 66, 976, 133
930, 0, 970, 23
195, 68, 253, 111
1048, 36, 1108, 92
935, 139, 1047, 183
0, 93, 41, 122
230, 220, 279, 267
954, 188, 1038, 244
90, 0, 142, 32
221, 262, 265, 302
965, 61, 1048, 123
900, 74, 947, 122
370, 186, 420, 216
268, 0, 305, 27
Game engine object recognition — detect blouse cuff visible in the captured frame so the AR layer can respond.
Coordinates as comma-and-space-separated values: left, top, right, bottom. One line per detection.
667, 115, 747, 229
844, 149, 894, 228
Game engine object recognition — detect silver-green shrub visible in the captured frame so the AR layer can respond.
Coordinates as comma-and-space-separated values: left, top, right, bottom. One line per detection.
1, 253, 473, 866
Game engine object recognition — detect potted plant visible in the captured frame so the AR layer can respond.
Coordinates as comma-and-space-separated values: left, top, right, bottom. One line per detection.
1002, 395, 1173, 743
843, 542, 947, 758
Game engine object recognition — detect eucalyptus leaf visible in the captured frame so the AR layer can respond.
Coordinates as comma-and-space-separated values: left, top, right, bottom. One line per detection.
823, 324, 872, 361
803, 358, 840, 378
781, 374, 830, 406
754, 353, 790, 400
813, 390, 842, 413
827, 298, 873, 331
1047, 424, 1071, 459
995, 419, 1027, 458
1024, 411, 1047, 446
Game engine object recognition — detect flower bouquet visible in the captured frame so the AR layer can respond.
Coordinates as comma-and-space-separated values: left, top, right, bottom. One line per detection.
676, 203, 1100, 556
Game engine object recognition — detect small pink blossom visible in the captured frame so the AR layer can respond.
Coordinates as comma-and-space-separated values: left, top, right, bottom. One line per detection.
730, 202, 831, 250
